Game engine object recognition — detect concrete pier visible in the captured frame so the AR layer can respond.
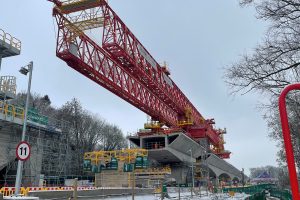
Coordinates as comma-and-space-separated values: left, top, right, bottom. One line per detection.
129, 132, 246, 183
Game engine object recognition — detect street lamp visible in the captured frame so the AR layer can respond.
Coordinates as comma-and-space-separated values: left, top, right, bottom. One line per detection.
14, 61, 33, 196
188, 149, 194, 197
241, 168, 245, 188
0, 55, 2, 72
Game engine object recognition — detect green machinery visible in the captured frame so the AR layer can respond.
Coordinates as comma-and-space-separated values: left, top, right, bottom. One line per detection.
83, 149, 149, 173
223, 184, 292, 200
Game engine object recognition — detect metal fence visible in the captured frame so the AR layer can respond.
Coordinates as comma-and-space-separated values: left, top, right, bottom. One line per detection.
269, 188, 292, 200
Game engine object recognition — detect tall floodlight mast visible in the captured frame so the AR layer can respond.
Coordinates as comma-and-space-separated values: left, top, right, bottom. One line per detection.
48, 0, 230, 159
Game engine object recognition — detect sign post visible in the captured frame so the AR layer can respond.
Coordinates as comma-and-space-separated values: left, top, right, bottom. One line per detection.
14, 62, 33, 196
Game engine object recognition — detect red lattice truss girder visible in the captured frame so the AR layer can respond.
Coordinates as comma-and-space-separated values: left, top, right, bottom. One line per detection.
54, 13, 178, 126
100, 2, 221, 145
51, 0, 226, 151
101, 2, 204, 125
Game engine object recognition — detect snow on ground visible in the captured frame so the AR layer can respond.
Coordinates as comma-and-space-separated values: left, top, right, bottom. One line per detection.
167, 192, 250, 200
84, 192, 250, 200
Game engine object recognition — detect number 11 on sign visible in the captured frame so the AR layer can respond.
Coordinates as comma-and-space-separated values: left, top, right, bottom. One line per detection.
16, 141, 31, 161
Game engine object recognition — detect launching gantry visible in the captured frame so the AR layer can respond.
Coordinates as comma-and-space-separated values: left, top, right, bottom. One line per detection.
49, 0, 230, 159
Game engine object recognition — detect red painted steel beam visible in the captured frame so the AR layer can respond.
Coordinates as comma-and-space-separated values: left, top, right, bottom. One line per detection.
101, 2, 204, 125
47, 0, 62, 6
100, 2, 223, 146
278, 83, 300, 200
54, 13, 179, 127
50, 1, 225, 152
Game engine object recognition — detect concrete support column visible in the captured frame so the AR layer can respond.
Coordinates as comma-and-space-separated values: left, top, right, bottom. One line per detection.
140, 137, 144, 149
165, 136, 168, 147
0, 54, 2, 73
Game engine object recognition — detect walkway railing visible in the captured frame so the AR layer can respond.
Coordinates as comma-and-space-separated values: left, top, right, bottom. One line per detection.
0, 101, 24, 119
223, 184, 292, 200
222, 183, 275, 195
0, 100, 70, 131
269, 188, 292, 200
0, 29, 21, 51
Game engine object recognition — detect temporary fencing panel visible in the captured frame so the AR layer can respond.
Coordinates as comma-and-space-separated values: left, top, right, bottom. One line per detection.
269, 188, 292, 200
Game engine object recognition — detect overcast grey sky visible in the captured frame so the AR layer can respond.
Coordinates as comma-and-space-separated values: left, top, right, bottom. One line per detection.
1, 0, 278, 175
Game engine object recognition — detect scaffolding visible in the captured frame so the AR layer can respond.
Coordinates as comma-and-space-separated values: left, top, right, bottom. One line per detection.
0, 108, 74, 187
0, 76, 16, 100
194, 149, 210, 194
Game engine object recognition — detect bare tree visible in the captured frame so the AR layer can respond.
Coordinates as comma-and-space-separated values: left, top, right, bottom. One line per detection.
11, 92, 55, 116
249, 165, 290, 188
56, 98, 126, 174
225, 0, 300, 171
56, 99, 107, 174
98, 124, 127, 151
226, 0, 300, 95
12, 94, 127, 174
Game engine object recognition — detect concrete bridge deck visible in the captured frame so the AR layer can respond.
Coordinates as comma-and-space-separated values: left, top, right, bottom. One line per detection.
129, 132, 245, 183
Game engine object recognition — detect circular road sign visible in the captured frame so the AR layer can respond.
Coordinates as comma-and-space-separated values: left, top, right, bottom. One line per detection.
16, 141, 31, 161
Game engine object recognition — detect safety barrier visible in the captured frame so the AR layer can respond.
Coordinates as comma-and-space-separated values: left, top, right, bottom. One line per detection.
0, 101, 24, 120
0, 187, 27, 196
223, 184, 292, 200
0, 100, 70, 131
0, 186, 100, 196
269, 188, 292, 200
60, 187, 73, 191
222, 183, 276, 195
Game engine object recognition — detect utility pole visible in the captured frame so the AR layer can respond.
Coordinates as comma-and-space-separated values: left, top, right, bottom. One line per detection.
0, 55, 2, 72
14, 61, 33, 196
241, 168, 245, 188
132, 167, 135, 200
160, 181, 164, 200
205, 151, 209, 196
188, 149, 194, 198
73, 178, 78, 200
178, 184, 180, 200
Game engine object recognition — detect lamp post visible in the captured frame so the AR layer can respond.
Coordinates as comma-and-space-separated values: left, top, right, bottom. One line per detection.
204, 150, 209, 196
0, 55, 2, 72
241, 168, 245, 188
14, 61, 33, 196
188, 149, 194, 197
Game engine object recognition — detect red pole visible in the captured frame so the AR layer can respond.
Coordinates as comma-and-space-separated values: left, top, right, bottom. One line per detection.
278, 83, 300, 200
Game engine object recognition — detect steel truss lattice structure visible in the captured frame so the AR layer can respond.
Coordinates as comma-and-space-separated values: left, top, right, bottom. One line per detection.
49, 0, 230, 158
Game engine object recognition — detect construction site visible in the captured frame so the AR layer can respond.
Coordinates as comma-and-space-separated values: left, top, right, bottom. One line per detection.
0, 0, 299, 200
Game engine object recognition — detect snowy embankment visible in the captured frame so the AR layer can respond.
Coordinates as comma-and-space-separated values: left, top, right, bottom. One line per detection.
166, 192, 250, 200
165, 187, 250, 200
84, 192, 250, 200
83, 188, 250, 200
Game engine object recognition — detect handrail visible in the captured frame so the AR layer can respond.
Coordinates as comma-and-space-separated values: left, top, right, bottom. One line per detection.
0, 100, 70, 131
278, 83, 300, 200
0, 102, 24, 119
0, 29, 21, 51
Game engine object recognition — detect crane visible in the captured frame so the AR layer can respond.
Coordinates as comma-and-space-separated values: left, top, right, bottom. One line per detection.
48, 0, 230, 159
